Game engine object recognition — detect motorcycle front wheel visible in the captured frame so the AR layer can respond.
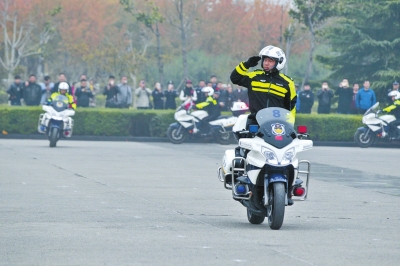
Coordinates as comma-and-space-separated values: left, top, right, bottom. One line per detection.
267, 182, 285, 230
247, 208, 265, 224
167, 126, 187, 144
354, 129, 375, 148
49, 127, 59, 148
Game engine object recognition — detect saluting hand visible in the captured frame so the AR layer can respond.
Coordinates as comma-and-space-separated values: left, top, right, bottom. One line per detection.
244, 56, 261, 68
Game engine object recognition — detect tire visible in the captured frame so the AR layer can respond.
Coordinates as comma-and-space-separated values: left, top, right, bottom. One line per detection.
267, 182, 286, 230
247, 208, 265, 224
354, 129, 375, 148
214, 129, 232, 145
167, 125, 187, 144
49, 127, 59, 148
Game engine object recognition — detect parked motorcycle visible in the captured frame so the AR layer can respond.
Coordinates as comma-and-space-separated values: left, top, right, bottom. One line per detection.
354, 102, 400, 148
217, 107, 313, 230
38, 95, 75, 147
167, 101, 249, 145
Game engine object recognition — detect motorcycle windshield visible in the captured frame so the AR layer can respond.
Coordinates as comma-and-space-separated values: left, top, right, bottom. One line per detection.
255, 107, 295, 149
51, 95, 69, 112
364, 102, 379, 115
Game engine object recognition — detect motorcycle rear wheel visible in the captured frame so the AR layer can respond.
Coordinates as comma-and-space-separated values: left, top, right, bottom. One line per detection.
49, 127, 59, 148
354, 129, 375, 148
267, 182, 285, 230
247, 208, 265, 224
167, 126, 187, 144
214, 129, 232, 145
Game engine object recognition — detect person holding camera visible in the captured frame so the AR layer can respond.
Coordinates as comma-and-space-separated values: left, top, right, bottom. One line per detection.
103, 75, 119, 108
317, 81, 334, 114
75, 79, 94, 108
336, 78, 353, 114
135, 79, 152, 109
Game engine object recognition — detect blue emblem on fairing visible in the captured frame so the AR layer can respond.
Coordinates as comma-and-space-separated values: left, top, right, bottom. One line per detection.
271, 123, 285, 136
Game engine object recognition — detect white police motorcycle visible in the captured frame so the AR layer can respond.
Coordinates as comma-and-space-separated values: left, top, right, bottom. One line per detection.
217, 107, 313, 230
167, 100, 249, 145
38, 94, 75, 147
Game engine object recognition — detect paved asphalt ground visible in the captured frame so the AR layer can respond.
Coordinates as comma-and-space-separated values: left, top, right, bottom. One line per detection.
1, 139, 400, 265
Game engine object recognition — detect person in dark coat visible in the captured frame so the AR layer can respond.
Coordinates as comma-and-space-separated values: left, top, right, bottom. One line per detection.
225, 84, 237, 109
75, 79, 94, 107
103, 75, 119, 108
317, 82, 334, 114
336, 79, 353, 114
152, 82, 164, 109
6, 75, 23, 106
299, 83, 314, 114
22, 74, 42, 106
232, 86, 249, 106
194, 80, 206, 104
164, 81, 178, 110
52, 73, 71, 95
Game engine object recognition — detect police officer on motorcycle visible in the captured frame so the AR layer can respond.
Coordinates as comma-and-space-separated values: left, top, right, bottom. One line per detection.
47, 82, 76, 110
383, 90, 400, 138
230, 45, 296, 118
195, 86, 220, 134
230, 45, 297, 205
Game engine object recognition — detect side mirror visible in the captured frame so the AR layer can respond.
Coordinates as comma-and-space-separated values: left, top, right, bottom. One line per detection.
297, 125, 308, 134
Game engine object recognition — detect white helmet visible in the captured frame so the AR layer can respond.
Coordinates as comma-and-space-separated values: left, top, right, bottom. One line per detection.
58, 82, 69, 92
388, 90, 400, 100
201, 86, 214, 95
258, 45, 286, 71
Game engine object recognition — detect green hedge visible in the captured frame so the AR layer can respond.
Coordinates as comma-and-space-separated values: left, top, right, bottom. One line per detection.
0, 106, 363, 141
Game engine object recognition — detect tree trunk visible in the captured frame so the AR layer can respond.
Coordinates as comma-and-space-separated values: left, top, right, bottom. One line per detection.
178, 0, 188, 79
301, 13, 316, 89
155, 22, 164, 86
283, 23, 294, 75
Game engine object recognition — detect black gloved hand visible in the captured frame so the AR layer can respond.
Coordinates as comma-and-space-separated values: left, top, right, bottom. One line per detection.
244, 56, 261, 68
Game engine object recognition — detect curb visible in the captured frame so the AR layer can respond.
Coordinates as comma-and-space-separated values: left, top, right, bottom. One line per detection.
1, 134, 399, 148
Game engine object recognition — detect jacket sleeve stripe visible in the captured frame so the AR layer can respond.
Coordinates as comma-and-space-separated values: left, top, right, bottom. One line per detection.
235, 62, 249, 76
279, 73, 296, 100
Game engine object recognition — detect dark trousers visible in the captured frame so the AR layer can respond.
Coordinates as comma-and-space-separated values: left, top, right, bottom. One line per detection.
318, 105, 331, 114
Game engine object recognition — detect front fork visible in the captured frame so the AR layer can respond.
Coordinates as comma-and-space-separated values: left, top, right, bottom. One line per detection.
263, 175, 288, 206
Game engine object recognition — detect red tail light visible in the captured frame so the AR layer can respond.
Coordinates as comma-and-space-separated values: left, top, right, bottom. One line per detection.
297, 125, 308, 134
64, 131, 69, 136
293, 187, 305, 197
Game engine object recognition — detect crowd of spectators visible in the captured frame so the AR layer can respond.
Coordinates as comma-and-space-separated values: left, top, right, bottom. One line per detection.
6, 73, 398, 115
296, 79, 399, 115
5, 73, 250, 111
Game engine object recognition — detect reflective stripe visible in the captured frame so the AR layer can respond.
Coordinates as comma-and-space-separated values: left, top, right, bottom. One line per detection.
235, 63, 248, 76
251, 81, 288, 94
251, 87, 285, 97
279, 73, 296, 100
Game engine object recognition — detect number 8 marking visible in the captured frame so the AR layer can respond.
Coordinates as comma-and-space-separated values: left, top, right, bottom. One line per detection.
273, 110, 280, 117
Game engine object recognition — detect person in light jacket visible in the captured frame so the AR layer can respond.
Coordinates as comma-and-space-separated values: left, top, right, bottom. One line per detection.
117, 76, 133, 108
135, 79, 152, 109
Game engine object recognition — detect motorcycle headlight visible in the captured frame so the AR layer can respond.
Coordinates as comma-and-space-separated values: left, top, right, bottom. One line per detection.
261, 146, 278, 165
281, 147, 296, 165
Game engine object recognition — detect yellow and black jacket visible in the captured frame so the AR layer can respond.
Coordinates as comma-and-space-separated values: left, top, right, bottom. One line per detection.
230, 61, 297, 116
383, 99, 400, 119
195, 96, 220, 118
47, 92, 76, 110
